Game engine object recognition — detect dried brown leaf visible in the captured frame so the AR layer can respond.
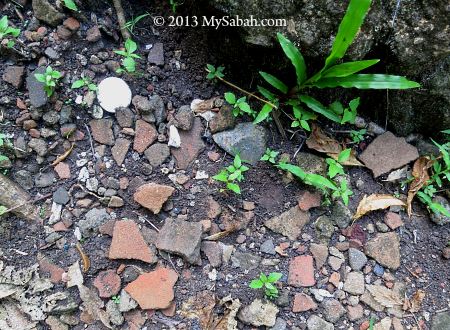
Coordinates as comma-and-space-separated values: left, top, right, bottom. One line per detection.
211, 295, 241, 330
179, 291, 216, 329
367, 285, 403, 308
409, 289, 426, 313
204, 229, 236, 241
51, 143, 74, 166
407, 157, 434, 217
353, 194, 406, 219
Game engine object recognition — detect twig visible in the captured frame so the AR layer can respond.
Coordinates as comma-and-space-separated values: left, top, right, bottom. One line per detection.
1, 193, 52, 215
111, 0, 131, 40
167, 254, 179, 275
405, 266, 420, 279
145, 219, 160, 232
83, 123, 96, 160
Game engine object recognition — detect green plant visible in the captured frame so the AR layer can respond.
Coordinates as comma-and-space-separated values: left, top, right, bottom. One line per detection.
212, 154, 249, 194
71, 76, 98, 91
350, 129, 366, 143
111, 295, 120, 304
34, 66, 62, 97
124, 13, 150, 35
0, 133, 12, 163
249, 272, 282, 299
114, 38, 141, 73
39, 205, 46, 219
169, 0, 182, 13
206, 64, 225, 80
369, 317, 375, 330
0, 15, 20, 48
224, 92, 256, 118
63, 0, 78, 11
260, 148, 279, 164
0, 205, 7, 216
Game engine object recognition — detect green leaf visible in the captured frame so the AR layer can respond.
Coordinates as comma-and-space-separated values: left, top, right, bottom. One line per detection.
125, 38, 138, 53
441, 129, 450, 135
212, 171, 228, 182
88, 83, 98, 91
227, 182, 241, 194
0, 205, 7, 216
300, 120, 311, 131
7, 27, 20, 38
34, 73, 45, 83
324, 0, 372, 69
224, 92, 236, 105
253, 104, 273, 124
259, 273, 268, 282
305, 173, 338, 191
349, 97, 360, 111
322, 59, 380, 78
329, 101, 344, 115
312, 74, 420, 89
259, 71, 288, 94
338, 149, 351, 163
123, 57, 136, 72
228, 170, 241, 181
249, 279, 264, 289
71, 80, 85, 89
328, 162, 342, 179
257, 86, 277, 102
0, 155, 8, 162
51, 70, 61, 78
238, 102, 252, 114
234, 155, 242, 168
277, 33, 307, 85
299, 95, 341, 123
277, 163, 306, 180
265, 283, 276, 291
64, 0, 79, 11
0, 16, 8, 31
114, 50, 128, 57
267, 272, 282, 283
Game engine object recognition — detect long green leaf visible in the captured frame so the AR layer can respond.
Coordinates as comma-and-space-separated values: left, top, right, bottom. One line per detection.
299, 95, 341, 123
277, 163, 306, 180
322, 59, 379, 78
259, 71, 288, 94
253, 104, 273, 124
324, 0, 372, 69
277, 33, 307, 85
312, 74, 420, 89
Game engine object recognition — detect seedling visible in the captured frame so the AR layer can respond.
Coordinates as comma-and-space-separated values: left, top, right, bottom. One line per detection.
114, 38, 141, 73
63, 0, 79, 11
326, 149, 351, 179
224, 92, 256, 118
212, 154, 249, 194
111, 295, 120, 304
169, 0, 182, 13
0, 205, 7, 216
249, 272, 282, 299
206, 64, 225, 80
260, 148, 279, 164
39, 205, 46, 219
125, 13, 150, 34
71, 75, 98, 91
0, 15, 20, 48
0, 133, 12, 163
350, 129, 366, 143
35, 66, 62, 97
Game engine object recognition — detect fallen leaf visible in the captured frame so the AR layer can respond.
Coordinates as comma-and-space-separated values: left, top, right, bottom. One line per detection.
407, 157, 434, 216
191, 97, 218, 114
408, 289, 426, 313
367, 285, 403, 308
353, 194, 406, 219
0, 301, 38, 330
204, 229, 236, 241
275, 245, 288, 257
306, 124, 364, 166
383, 167, 408, 182
211, 295, 241, 330
51, 143, 74, 166
179, 291, 216, 329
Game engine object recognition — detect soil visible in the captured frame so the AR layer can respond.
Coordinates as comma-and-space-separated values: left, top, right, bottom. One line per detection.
0, 1, 449, 330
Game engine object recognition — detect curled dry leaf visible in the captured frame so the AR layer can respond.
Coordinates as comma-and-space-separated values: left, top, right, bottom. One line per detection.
408, 289, 426, 313
51, 143, 74, 166
353, 194, 406, 219
306, 124, 364, 166
204, 228, 236, 241
407, 156, 434, 217
366, 284, 403, 308
179, 291, 216, 329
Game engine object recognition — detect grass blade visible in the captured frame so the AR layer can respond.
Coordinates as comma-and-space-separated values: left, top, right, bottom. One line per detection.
312, 74, 420, 89
277, 33, 307, 85
322, 59, 380, 78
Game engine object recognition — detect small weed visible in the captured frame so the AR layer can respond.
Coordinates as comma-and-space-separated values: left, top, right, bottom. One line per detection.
249, 272, 282, 300
224, 92, 256, 118
71, 75, 98, 91
114, 38, 141, 73
350, 129, 366, 143
0, 132, 13, 164
34, 66, 62, 97
111, 295, 120, 304
369, 317, 375, 330
0, 205, 7, 216
63, 0, 79, 11
124, 13, 150, 35
0, 15, 20, 48
260, 148, 279, 164
212, 154, 249, 194
169, 0, 182, 13
38, 205, 46, 219
206, 64, 225, 80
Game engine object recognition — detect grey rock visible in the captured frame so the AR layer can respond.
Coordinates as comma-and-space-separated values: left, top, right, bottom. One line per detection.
28, 138, 47, 156
201, 241, 223, 267
156, 218, 203, 264
106, 300, 124, 326
296, 152, 327, 175
315, 215, 335, 241
307, 315, 334, 330
348, 248, 368, 271
148, 42, 164, 66
270, 317, 287, 330
310, 243, 328, 268
14, 136, 28, 158
264, 206, 310, 241
43, 111, 60, 126
231, 251, 261, 270
53, 187, 70, 205
78, 208, 111, 237
122, 266, 140, 283
238, 299, 279, 327
32, 0, 64, 26
132, 95, 152, 112
260, 239, 276, 255
115, 107, 134, 128
343, 272, 365, 295
59, 106, 72, 125
148, 94, 166, 124
322, 299, 345, 323
174, 105, 194, 130
213, 122, 267, 165
14, 170, 34, 190
44, 47, 59, 59
365, 232, 401, 270
144, 143, 170, 167
430, 196, 450, 226
431, 312, 450, 330
118, 289, 138, 312
35, 172, 55, 188
331, 201, 352, 229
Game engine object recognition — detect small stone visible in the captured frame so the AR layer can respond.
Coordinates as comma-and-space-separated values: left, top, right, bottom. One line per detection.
443, 247, 450, 259
148, 94, 166, 124
97, 77, 132, 113
54, 162, 71, 179
296, 152, 327, 175
119, 289, 138, 312
237, 299, 279, 327
264, 206, 310, 241
115, 107, 134, 128
376, 221, 390, 232
298, 191, 322, 211
90, 119, 115, 145
288, 255, 315, 287
27, 67, 47, 107
348, 248, 368, 271
171, 118, 205, 169
331, 201, 352, 229
168, 125, 181, 148
431, 312, 450, 330
156, 218, 203, 264
133, 183, 175, 214
147, 42, 164, 66
360, 290, 385, 312
373, 317, 392, 330
365, 232, 401, 270
209, 104, 235, 133
45, 316, 68, 330
373, 264, 385, 276
109, 220, 157, 263
260, 239, 276, 255
206, 197, 222, 219
384, 212, 404, 229
347, 304, 364, 321
35, 172, 55, 188
201, 241, 222, 267
132, 95, 152, 112
231, 251, 261, 270
93, 270, 121, 298
28, 138, 48, 156
174, 105, 194, 131
86, 25, 101, 42
430, 196, 450, 226
63, 17, 80, 31
322, 299, 345, 323
208, 151, 221, 162
343, 271, 365, 295
144, 143, 170, 167
108, 196, 124, 208
53, 187, 70, 205
106, 300, 124, 326
306, 315, 334, 330
125, 268, 178, 310
3, 66, 25, 88
310, 243, 328, 268
38, 254, 64, 283
111, 138, 130, 166
292, 293, 317, 312
328, 256, 344, 271
133, 120, 157, 153
32, 0, 64, 26
329, 272, 340, 287
315, 215, 335, 241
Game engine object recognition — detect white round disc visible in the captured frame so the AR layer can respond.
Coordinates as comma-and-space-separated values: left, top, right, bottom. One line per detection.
97, 77, 132, 113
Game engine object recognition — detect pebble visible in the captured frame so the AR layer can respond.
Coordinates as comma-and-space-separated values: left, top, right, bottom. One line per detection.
348, 248, 368, 271
260, 239, 276, 255
343, 272, 365, 295
237, 299, 279, 327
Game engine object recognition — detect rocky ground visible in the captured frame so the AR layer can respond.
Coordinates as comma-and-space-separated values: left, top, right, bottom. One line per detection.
0, 1, 449, 330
